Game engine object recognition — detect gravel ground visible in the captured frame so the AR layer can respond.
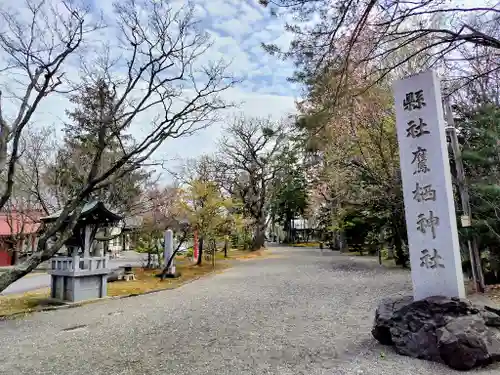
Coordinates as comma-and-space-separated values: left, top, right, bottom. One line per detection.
0, 246, 498, 375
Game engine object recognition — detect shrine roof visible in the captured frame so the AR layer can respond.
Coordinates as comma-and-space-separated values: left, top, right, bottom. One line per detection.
40, 201, 123, 224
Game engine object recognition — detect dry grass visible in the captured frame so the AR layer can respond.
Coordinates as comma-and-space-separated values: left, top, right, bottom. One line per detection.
107, 261, 229, 297
0, 248, 281, 318
0, 288, 51, 317
0, 260, 229, 318
292, 242, 322, 248
224, 248, 283, 261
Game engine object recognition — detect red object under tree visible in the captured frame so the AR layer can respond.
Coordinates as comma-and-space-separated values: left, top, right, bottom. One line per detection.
0, 211, 41, 266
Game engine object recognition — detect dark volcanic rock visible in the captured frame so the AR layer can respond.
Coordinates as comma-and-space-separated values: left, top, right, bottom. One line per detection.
372, 295, 413, 345
372, 295, 500, 371
437, 315, 500, 370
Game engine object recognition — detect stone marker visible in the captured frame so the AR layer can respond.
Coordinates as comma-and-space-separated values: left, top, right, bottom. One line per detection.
163, 229, 175, 274
372, 70, 500, 371
394, 69, 465, 300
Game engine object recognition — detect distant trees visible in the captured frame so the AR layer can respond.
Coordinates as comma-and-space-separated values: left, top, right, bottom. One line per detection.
45, 80, 152, 214
217, 116, 289, 250
457, 101, 500, 283
257, 0, 500, 269
0, 0, 234, 292
176, 179, 235, 265
269, 147, 308, 243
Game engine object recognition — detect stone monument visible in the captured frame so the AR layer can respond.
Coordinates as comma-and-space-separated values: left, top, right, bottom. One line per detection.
43, 201, 122, 303
394, 69, 465, 300
163, 229, 176, 276
372, 70, 500, 371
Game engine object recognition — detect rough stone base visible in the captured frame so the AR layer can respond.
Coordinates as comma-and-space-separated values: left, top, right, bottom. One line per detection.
372, 295, 500, 371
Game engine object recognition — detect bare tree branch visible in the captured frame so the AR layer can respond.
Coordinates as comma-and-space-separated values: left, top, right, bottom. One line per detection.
0, 0, 235, 292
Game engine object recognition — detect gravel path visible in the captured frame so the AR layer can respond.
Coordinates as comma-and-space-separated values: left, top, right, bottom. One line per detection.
0, 246, 498, 375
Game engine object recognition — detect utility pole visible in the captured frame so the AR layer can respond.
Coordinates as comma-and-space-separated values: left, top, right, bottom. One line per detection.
443, 98, 485, 293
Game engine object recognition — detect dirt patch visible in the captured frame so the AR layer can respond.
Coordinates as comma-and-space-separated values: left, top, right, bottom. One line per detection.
229, 249, 283, 261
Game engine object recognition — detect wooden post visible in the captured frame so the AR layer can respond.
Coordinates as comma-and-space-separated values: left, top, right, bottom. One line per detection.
444, 99, 485, 293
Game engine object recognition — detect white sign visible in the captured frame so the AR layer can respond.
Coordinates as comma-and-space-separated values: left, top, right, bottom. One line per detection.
394, 70, 465, 300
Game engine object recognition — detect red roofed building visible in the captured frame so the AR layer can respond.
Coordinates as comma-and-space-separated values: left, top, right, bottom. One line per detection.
0, 211, 42, 266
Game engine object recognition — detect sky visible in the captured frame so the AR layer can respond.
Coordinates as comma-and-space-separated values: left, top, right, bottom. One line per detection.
128, 0, 300, 165
0, 0, 300, 180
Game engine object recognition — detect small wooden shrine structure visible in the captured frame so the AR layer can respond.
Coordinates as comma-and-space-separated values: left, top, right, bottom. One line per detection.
41, 201, 123, 303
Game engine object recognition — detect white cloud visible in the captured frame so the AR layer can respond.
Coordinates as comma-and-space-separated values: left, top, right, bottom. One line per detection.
0, 0, 299, 179
201, 0, 235, 18
239, 2, 265, 24
155, 88, 298, 164
214, 18, 250, 38
193, 4, 208, 18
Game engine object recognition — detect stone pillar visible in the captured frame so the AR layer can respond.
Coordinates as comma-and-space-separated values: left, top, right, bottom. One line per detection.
82, 225, 93, 269
125, 234, 130, 251
164, 229, 175, 274
83, 225, 92, 258
394, 70, 465, 300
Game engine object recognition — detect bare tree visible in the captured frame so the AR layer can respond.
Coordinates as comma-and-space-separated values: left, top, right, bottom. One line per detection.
15, 126, 59, 214
0, 0, 235, 292
167, 155, 221, 187
217, 115, 288, 250
0, 0, 98, 211
260, 1, 500, 101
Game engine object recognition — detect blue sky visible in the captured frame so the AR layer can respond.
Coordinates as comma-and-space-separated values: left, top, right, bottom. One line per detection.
152, 0, 300, 165
0, 0, 299, 179
103, 0, 299, 163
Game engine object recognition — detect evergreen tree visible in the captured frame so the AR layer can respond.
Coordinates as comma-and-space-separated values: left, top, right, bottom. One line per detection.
459, 103, 500, 281
269, 151, 308, 243
46, 80, 150, 213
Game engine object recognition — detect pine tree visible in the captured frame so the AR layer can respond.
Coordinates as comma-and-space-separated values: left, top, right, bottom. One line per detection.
46, 79, 150, 213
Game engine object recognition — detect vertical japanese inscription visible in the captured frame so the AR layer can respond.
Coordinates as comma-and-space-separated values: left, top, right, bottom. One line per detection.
420, 249, 445, 269
403, 87, 446, 269
413, 182, 436, 202
406, 118, 429, 138
403, 90, 426, 111
395, 71, 466, 299
416, 210, 439, 239
412, 146, 430, 175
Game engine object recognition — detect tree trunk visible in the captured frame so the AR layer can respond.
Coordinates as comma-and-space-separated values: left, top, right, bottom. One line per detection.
386, 244, 395, 259
212, 239, 216, 268
12, 239, 21, 265
283, 219, 291, 244
0, 201, 85, 292
196, 237, 204, 265
252, 219, 266, 251
0, 233, 68, 292
224, 238, 228, 258
393, 229, 408, 267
